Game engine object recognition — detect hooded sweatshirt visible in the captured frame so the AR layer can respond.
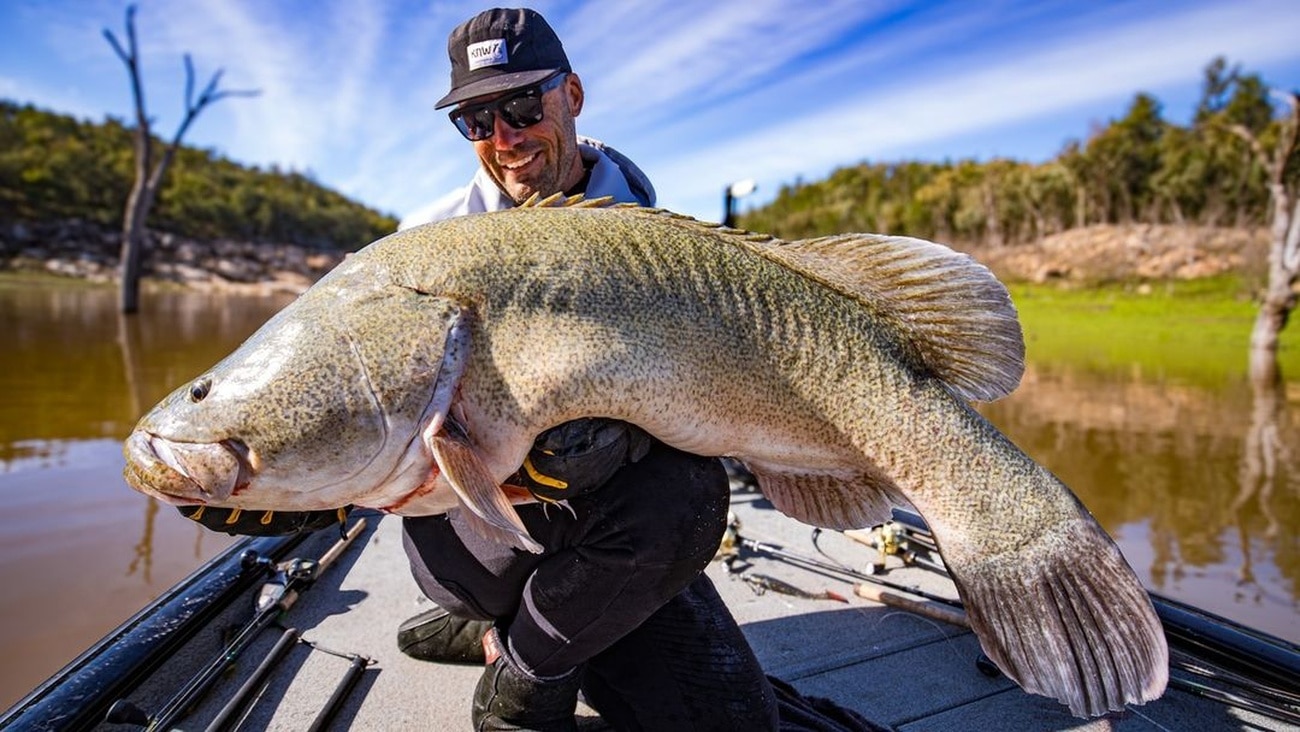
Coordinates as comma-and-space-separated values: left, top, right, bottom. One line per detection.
397, 136, 655, 230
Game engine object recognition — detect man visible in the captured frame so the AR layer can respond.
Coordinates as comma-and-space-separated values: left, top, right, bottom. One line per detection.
396, 8, 778, 731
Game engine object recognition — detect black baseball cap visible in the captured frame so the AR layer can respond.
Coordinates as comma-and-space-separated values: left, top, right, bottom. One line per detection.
435, 8, 572, 110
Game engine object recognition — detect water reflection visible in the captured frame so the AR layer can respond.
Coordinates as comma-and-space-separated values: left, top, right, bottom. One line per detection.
978, 361, 1299, 642
1239, 357, 1292, 543
0, 283, 296, 455
0, 281, 294, 708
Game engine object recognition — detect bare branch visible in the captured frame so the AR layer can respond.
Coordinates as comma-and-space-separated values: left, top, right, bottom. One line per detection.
196, 70, 222, 108
1227, 123, 1272, 175
125, 5, 138, 56
184, 54, 196, 112
104, 1, 258, 314
102, 28, 129, 64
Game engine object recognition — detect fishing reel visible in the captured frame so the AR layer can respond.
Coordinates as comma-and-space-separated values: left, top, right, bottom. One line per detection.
715, 512, 750, 575
843, 509, 944, 576
240, 550, 321, 614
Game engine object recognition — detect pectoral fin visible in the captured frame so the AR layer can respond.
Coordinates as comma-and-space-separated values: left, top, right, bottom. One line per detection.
412, 302, 541, 553
429, 425, 542, 553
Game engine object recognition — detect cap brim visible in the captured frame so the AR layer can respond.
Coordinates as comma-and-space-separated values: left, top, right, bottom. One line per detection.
435, 68, 560, 109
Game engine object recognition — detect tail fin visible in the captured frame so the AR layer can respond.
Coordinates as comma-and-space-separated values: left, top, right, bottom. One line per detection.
952, 519, 1168, 717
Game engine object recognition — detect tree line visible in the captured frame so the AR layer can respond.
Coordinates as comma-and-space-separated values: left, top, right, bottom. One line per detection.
0, 99, 396, 251
739, 58, 1294, 248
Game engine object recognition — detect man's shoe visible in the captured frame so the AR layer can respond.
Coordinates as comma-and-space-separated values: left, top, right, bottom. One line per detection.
397, 605, 491, 664
473, 627, 581, 731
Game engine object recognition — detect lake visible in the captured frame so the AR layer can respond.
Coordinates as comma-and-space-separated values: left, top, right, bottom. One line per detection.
0, 275, 1296, 711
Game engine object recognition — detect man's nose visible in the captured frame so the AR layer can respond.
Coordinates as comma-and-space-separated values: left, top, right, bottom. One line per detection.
492, 114, 524, 148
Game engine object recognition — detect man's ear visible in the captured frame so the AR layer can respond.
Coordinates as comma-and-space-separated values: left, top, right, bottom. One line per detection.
565, 73, 584, 117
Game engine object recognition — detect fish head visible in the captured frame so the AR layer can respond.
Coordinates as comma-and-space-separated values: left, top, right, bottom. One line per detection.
123, 278, 468, 515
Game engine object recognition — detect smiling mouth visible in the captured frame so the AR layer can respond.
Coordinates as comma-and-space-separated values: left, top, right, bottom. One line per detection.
500, 152, 539, 171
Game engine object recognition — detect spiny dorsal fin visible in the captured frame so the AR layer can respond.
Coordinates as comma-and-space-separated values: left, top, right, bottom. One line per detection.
519, 192, 618, 209
761, 233, 1025, 402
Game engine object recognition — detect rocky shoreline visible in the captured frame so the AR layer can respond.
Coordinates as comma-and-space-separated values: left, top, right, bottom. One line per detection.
0, 219, 348, 295
973, 223, 1271, 285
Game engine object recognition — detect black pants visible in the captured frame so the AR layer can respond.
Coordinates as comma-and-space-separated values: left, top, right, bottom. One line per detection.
402, 440, 778, 730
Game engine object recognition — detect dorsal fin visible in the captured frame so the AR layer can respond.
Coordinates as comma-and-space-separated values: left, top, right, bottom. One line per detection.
518, 192, 618, 208
758, 233, 1025, 402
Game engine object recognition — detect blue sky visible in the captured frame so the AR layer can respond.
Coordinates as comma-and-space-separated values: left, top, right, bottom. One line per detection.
3, 0, 1300, 226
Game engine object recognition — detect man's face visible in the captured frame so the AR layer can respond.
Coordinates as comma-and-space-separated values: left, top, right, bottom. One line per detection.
462, 74, 584, 204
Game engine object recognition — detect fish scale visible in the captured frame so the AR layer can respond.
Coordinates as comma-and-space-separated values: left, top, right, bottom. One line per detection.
123, 197, 1166, 718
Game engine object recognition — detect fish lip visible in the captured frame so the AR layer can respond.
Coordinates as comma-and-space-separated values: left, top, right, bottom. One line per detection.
123, 431, 251, 505
220, 438, 254, 491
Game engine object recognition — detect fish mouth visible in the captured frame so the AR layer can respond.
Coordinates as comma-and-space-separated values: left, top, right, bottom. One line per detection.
123, 430, 252, 506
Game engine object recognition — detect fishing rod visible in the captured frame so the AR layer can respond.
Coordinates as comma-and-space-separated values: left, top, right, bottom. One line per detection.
1167, 670, 1300, 726
802, 512, 1300, 725
203, 626, 300, 732
105, 516, 367, 731
203, 630, 373, 732
307, 650, 370, 732
729, 527, 963, 609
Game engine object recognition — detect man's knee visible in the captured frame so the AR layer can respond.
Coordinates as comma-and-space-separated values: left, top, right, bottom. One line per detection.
586, 442, 730, 568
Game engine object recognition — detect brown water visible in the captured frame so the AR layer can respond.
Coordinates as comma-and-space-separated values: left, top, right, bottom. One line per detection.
0, 280, 294, 710
1, 277, 1297, 711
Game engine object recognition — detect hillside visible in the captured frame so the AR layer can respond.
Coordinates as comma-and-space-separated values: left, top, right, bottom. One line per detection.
0, 100, 397, 251
733, 57, 1291, 295
3, 53, 1291, 293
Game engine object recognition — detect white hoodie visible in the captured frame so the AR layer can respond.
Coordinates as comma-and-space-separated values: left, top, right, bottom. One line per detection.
397, 137, 655, 230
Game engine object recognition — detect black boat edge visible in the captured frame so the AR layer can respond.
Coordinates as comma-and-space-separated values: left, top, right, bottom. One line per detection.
0, 531, 312, 732
1155, 590, 1300, 690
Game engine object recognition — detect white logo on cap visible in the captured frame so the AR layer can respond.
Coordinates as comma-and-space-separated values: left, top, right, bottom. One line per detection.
467, 39, 508, 70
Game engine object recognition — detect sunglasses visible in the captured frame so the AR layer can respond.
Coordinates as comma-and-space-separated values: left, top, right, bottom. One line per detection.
449, 73, 567, 141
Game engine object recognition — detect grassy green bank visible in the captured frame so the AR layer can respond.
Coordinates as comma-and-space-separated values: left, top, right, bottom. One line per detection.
1009, 277, 1299, 386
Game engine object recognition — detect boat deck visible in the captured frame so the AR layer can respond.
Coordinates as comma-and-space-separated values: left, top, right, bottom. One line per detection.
86, 485, 1291, 731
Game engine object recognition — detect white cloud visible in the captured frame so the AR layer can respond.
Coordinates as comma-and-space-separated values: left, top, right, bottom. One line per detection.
646, 0, 1300, 219
3, 0, 1299, 225
564, 0, 898, 120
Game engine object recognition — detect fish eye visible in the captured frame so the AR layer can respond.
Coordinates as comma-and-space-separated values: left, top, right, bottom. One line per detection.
189, 378, 212, 402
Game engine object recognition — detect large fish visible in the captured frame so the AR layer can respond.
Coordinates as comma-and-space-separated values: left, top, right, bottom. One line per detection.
123, 197, 1167, 717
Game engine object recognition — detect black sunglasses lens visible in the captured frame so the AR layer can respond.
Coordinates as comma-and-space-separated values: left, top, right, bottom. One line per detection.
468, 107, 498, 139
452, 106, 495, 141
499, 94, 544, 129
450, 77, 558, 141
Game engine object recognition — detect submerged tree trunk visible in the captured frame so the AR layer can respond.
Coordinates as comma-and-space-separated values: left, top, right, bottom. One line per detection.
1249, 189, 1299, 355
1233, 92, 1300, 361
105, 4, 257, 314
119, 133, 155, 314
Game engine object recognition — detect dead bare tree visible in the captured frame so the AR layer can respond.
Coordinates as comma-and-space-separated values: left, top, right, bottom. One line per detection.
104, 5, 258, 314
1226, 91, 1300, 369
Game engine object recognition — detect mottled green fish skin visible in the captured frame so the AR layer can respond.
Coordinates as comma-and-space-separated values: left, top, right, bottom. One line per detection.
125, 201, 1166, 718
